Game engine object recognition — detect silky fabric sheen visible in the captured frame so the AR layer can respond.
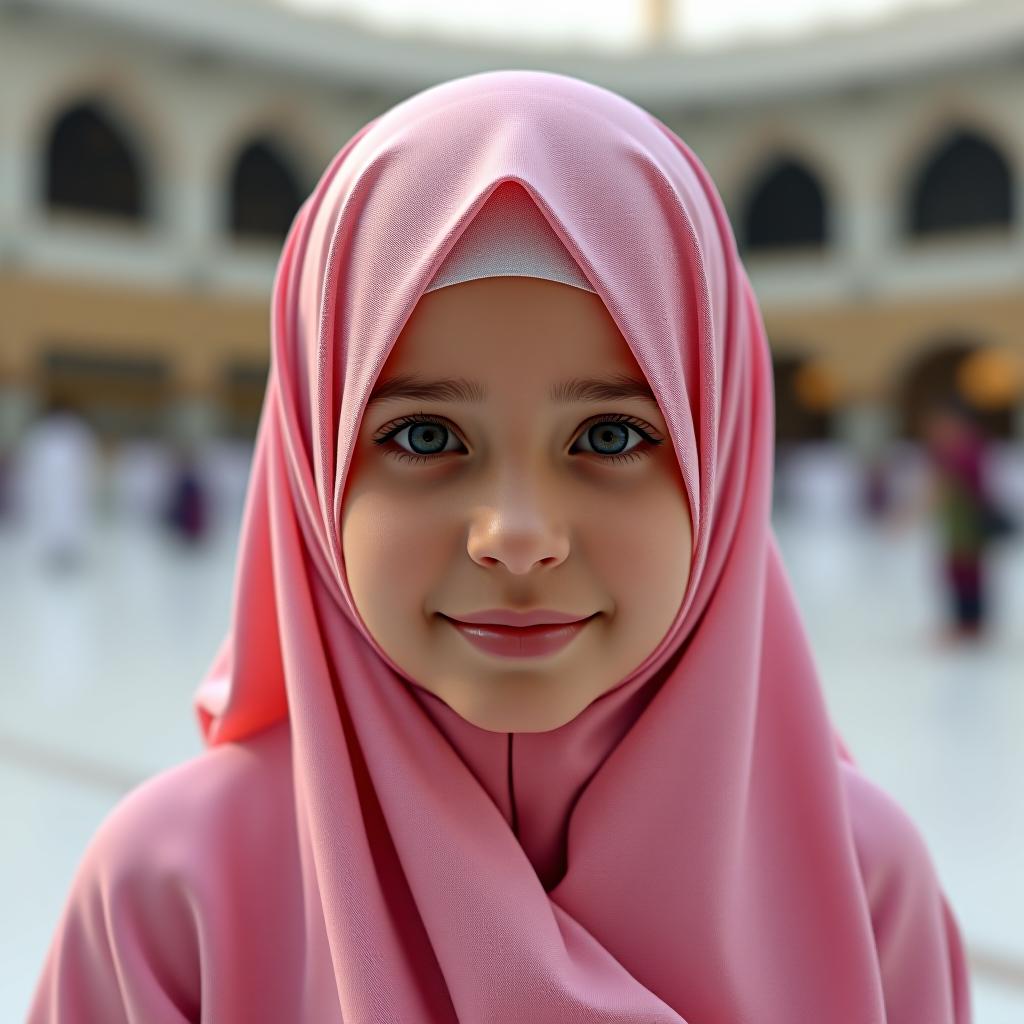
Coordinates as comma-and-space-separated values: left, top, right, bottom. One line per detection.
28, 69, 971, 1023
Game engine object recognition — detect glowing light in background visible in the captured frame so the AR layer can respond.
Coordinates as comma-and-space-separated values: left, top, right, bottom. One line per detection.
278, 0, 973, 51
794, 361, 843, 412
957, 346, 1024, 410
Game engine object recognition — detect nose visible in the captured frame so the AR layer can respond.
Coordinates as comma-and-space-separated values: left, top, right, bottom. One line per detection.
466, 477, 570, 576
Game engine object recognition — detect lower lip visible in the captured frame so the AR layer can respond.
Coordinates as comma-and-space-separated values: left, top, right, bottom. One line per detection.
442, 614, 596, 659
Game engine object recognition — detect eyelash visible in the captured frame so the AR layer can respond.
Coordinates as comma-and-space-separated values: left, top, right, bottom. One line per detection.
371, 412, 664, 467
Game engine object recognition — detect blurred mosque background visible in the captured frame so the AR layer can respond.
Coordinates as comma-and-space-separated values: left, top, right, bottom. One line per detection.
0, 0, 1022, 1019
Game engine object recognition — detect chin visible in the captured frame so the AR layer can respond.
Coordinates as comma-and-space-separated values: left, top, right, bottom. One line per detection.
451, 695, 584, 735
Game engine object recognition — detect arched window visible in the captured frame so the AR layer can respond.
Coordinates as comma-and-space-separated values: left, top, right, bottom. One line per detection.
44, 102, 146, 219
228, 139, 303, 242
741, 158, 828, 252
907, 129, 1013, 236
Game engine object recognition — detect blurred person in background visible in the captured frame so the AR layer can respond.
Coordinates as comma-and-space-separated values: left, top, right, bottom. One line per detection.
14, 394, 102, 572
862, 450, 893, 521
162, 441, 209, 545
0, 441, 11, 521
922, 395, 1014, 644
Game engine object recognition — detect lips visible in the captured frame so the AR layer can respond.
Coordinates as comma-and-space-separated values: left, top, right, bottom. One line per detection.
446, 608, 593, 628
440, 612, 597, 659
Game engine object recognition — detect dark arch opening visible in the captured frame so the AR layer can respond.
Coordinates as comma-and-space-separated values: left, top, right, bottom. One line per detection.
228, 138, 304, 242
44, 101, 146, 220
741, 158, 828, 252
772, 353, 836, 442
906, 129, 1014, 236
221, 361, 269, 439
39, 348, 169, 439
898, 340, 1015, 440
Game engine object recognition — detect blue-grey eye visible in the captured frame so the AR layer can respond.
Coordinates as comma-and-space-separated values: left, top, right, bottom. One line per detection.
573, 420, 649, 458
399, 421, 460, 456
582, 422, 630, 456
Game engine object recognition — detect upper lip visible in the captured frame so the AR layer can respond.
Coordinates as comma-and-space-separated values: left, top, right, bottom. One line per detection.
443, 608, 594, 628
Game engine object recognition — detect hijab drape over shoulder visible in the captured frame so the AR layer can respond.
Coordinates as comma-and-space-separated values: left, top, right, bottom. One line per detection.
30, 69, 971, 1023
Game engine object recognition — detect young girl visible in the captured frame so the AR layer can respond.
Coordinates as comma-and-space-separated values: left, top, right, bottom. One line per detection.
28, 69, 971, 1022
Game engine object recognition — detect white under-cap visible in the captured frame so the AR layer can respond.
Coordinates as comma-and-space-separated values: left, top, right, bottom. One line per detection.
423, 182, 597, 296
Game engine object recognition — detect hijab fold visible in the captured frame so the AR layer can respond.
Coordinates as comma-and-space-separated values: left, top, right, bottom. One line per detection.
190, 70, 969, 1022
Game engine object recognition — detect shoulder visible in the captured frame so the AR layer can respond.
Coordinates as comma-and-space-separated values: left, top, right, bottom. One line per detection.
839, 761, 938, 896
838, 763, 972, 1023
29, 722, 298, 1022
31, 723, 296, 1020
84, 719, 295, 896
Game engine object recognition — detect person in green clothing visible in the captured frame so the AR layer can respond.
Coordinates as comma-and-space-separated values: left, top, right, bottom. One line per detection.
922, 395, 994, 642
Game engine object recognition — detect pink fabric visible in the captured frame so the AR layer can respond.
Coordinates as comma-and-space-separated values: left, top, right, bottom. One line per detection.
28, 69, 971, 1022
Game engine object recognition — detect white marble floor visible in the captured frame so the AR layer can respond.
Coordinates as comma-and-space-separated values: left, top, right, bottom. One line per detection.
1, 499, 1022, 1021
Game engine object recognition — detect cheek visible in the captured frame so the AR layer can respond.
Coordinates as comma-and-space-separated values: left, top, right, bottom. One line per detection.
341, 487, 452, 622
586, 484, 692, 628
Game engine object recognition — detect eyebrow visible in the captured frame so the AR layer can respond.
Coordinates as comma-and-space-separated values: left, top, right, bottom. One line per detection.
366, 372, 659, 410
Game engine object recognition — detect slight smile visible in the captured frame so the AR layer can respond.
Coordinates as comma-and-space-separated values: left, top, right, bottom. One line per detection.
438, 613, 599, 660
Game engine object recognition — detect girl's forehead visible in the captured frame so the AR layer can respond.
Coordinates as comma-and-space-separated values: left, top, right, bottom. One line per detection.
363, 279, 666, 427
387, 277, 646, 376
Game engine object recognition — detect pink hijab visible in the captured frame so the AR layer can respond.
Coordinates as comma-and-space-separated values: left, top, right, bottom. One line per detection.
167, 69, 966, 1020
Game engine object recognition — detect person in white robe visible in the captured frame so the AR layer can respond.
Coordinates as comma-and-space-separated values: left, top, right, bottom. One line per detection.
15, 398, 102, 571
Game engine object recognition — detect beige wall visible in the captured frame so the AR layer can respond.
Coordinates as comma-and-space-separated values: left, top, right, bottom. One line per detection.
4, 268, 1021, 425
0, 270, 268, 399
763, 286, 1024, 406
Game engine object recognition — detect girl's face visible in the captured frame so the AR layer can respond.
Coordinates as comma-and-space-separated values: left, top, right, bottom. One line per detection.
341, 276, 692, 733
